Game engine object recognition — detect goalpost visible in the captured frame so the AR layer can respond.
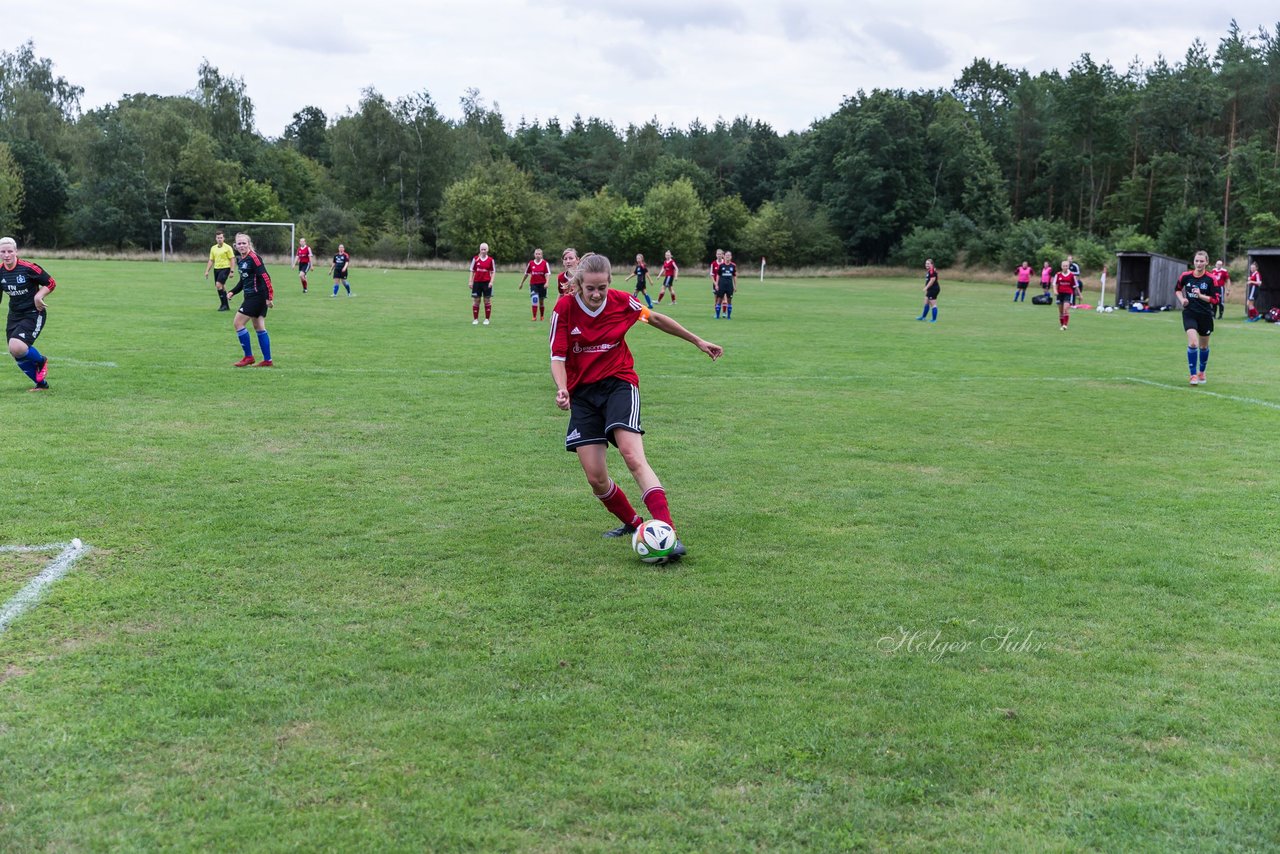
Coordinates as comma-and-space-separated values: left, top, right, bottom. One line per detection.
160, 219, 296, 262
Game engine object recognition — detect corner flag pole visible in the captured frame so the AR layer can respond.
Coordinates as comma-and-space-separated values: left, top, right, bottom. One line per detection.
760, 257, 766, 282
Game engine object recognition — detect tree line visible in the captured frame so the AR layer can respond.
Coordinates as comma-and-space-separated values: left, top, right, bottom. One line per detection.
2, 22, 1279, 270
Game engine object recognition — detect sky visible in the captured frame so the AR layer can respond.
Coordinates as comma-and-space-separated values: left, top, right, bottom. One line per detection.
13, 2, 1279, 137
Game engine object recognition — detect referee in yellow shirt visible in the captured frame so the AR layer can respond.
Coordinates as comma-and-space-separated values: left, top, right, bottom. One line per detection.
203, 229, 235, 311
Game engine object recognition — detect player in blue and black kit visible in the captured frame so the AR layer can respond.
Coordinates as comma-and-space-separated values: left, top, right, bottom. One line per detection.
229, 232, 275, 367
1175, 250, 1220, 386
624, 253, 653, 308
331, 245, 352, 296
714, 251, 737, 318
0, 236, 56, 391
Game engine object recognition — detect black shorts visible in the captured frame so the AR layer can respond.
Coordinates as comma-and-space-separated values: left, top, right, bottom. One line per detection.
471, 282, 493, 299
1016, 282, 1028, 290
565, 376, 643, 451
634, 280, 647, 291
238, 293, 269, 318
298, 263, 311, 273
1183, 311, 1214, 336
663, 276, 675, 287
1247, 286, 1258, 301
7, 311, 46, 344
1057, 293, 1073, 305
716, 284, 736, 297
530, 284, 547, 303
925, 285, 940, 300
214, 268, 231, 285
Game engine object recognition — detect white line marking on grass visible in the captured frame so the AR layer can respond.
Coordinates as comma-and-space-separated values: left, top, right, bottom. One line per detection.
0, 540, 90, 635
1120, 377, 1280, 411
53, 358, 118, 368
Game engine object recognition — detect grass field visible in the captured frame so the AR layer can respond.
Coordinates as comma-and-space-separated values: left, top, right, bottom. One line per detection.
2, 260, 1278, 851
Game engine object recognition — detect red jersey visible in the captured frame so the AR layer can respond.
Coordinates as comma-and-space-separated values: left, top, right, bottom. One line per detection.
470, 254, 495, 283
525, 258, 550, 285
662, 259, 677, 277
549, 289, 649, 393
710, 261, 721, 279
557, 271, 573, 295
1054, 272, 1076, 295
296, 245, 311, 264
1210, 269, 1231, 289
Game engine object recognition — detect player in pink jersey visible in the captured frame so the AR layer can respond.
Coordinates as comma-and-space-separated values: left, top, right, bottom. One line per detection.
550, 253, 722, 560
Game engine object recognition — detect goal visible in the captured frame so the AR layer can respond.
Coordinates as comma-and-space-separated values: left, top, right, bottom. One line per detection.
160, 219, 296, 262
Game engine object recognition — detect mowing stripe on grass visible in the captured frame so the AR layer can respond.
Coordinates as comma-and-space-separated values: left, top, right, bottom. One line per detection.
0, 540, 90, 635
53, 358, 118, 368
1121, 377, 1280, 410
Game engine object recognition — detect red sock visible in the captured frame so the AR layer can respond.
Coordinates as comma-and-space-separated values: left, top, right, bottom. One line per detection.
532, 305, 538, 319
539, 305, 545, 319
485, 303, 492, 319
473, 304, 479, 320
642, 486, 673, 527
657, 293, 664, 302
598, 481, 642, 528
1063, 314, 1069, 327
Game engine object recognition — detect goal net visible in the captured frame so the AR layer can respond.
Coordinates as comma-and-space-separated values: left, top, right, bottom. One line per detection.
160, 219, 296, 262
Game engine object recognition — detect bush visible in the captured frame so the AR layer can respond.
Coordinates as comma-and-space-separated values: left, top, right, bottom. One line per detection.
1108, 226, 1157, 253
893, 225, 959, 268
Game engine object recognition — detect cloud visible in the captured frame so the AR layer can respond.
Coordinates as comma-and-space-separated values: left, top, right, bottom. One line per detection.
860, 20, 951, 72
544, 0, 745, 31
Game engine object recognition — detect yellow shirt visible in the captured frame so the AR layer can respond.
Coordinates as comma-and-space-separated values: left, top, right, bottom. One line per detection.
208, 243, 235, 270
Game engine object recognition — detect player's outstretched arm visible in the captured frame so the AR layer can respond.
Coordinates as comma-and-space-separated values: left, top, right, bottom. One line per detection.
646, 311, 723, 361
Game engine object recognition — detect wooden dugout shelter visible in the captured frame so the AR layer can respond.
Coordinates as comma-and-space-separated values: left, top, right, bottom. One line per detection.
1246, 248, 1280, 315
1113, 252, 1188, 307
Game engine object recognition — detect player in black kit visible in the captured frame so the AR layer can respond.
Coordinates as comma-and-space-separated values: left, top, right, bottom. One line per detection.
1175, 250, 1220, 386
624, 253, 653, 308
715, 251, 737, 319
0, 236, 56, 391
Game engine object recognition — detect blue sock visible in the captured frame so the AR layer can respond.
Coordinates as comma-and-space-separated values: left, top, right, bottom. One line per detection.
919, 302, 928, 318
344, 282, 351, 294
645, 294, 652, 308
715, 305, 721, 318
333, 284, 340, 295
238, 328, 253, 357
726, 303, 732, 318
26, 345, 44, 364
257, 330, 272, 361
1186, 347, 1197, 374
931, 306, 938, 321
1198, 347, 1209, 372
13, 354, 37, 381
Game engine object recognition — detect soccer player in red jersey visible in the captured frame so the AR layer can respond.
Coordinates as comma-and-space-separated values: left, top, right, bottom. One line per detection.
1176, 250, 1220, 385
556, 247, 579, 297
520, 247, 552, 320
550, 253, 723, 560
1245, 261, 1261, 321
1053, 260, 1076, 330
294, 238, 313, 293
657, 250, 678, 303
469, 242, 496, 325
0, 236, 56, 390
1210, 260, 1232, 319
229, 232, 275, 367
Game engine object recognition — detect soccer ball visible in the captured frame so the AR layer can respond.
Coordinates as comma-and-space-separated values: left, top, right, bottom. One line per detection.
632, 520, 677, 564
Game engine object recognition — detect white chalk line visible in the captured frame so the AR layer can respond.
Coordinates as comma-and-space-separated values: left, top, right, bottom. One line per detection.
0, 541, 90, 635
51, 358, 118, 368
1119, 377, 1280, 411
